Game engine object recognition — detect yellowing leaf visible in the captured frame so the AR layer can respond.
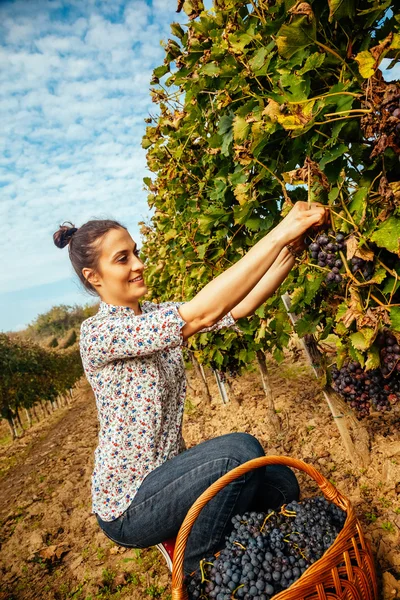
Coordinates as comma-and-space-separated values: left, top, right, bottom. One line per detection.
233, 115, 250, 142
365, 346, 380, 371
355, 50, 375, 78
164, 228, 177, 241
276, 113, 305, 130
234, 183, 250, 206
263, 100, 281, 122
392, 33, 400, 50
349, 327, 376, 351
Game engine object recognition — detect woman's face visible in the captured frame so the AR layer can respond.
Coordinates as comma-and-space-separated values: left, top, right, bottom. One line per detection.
84, 227, 147, 309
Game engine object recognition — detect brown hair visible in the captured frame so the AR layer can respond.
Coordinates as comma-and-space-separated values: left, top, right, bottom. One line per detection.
53, 219, 127, 296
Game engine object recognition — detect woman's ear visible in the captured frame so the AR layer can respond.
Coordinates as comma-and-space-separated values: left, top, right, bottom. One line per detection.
82, 268, 100, 287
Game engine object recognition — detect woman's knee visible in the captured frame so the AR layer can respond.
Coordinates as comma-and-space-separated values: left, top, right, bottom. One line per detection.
221, 432, 265, 465
265, 464, 300, 502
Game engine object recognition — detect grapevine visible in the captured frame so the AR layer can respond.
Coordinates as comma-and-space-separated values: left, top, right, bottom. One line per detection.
140, 0, 400, 437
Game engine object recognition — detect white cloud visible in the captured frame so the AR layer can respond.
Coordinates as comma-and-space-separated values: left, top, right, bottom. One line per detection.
0, 0, 187, 298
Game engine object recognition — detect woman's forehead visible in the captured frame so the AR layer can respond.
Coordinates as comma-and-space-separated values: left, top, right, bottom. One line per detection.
101, 228, 134, 256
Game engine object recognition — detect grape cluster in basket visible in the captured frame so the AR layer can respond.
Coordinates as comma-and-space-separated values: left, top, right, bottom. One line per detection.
185, 496, 346, 599
308, 232, 344, 285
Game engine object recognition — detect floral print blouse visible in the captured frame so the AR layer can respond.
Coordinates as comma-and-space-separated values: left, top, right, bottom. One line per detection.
79, 299, 238, 521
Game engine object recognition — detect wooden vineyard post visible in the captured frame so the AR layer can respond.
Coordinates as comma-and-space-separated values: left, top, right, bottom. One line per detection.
224, 375, 241, 407
256, 350, 281, 433
32, 404, 41, 422
213, 370, 229, 404
15, 408, 24, 434
281, 293, 370, 467
190, 354, 212, 404
24, 407, 32, 428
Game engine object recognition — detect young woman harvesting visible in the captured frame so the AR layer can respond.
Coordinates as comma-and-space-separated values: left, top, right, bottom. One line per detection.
53, 201, 327, 576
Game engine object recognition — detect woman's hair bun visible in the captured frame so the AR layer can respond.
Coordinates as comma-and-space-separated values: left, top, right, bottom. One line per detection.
53, 221, 78, 249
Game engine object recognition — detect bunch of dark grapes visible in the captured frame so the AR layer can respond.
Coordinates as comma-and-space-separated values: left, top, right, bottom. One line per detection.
185, 497, 346, 600
308, 231, 344, 285
376, 330, 400, 377
331, 358, 400, 418
384, 95, 400, 147
360, 78, 400, 157
350, 256, 374, 281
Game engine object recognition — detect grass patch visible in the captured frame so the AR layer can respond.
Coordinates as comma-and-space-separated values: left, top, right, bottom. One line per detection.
365, 511, 377, 523
276, 363, 310, 380
381, 521, 395, 533
184, 397, 197, 416
96, 547, 106, 561
145, 584, 167, 598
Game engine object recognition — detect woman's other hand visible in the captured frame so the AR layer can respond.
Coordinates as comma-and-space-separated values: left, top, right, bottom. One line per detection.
274, 201, 329, 247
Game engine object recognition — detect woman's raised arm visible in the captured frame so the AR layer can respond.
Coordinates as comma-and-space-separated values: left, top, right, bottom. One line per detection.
179, 201, 327, 341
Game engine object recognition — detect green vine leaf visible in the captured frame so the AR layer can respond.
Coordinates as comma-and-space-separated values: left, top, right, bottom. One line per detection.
390, 307, 400, 333
370, 216, 400, 255
328, 0, 356, 22
276, 15, 317, 59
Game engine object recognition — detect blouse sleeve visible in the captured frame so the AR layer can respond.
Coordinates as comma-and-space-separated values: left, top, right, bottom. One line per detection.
79, 305, 188, 372
157, 301, 240, 334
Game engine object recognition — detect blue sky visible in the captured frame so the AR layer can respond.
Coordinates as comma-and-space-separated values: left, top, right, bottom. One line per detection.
0, 1, 398, 333
0, 0, 192, 332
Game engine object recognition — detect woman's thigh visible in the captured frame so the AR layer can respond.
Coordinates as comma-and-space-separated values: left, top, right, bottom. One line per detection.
96, 432, 265, 547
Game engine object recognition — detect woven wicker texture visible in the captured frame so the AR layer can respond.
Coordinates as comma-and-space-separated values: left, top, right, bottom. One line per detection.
171, 456, 378, 600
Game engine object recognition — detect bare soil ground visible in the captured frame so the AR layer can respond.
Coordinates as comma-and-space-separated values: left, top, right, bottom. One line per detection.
0, 354, 399, 600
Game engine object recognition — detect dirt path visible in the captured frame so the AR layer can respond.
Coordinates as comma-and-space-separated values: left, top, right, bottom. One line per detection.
0, 381, 171, 600
0, 391, 94, 521
0, 356, 399, 600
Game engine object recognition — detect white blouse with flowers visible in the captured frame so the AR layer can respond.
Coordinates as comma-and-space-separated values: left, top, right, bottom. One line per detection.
79, 299, 238, 522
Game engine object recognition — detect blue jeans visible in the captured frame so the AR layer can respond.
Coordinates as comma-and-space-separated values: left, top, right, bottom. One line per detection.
95, 433, 299, 576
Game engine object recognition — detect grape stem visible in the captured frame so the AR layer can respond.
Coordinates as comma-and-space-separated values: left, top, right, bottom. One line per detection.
303, 261, 330, 273
260, 511, 275, 532
314, 114, 364, 125
338, 250, 361, 287
324, 109, 372, 117
287, 91, 362, 104
199, 558, 211, 584
233, 541, 247, 550
330, 208, 358, 230
338, 189, 360, 231
231, 583, 244, 598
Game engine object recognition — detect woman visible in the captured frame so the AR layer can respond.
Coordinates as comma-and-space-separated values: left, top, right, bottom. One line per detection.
53, 201, 327, 576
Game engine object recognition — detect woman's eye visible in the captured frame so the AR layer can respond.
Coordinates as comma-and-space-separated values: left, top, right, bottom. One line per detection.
118, 249, 141, 263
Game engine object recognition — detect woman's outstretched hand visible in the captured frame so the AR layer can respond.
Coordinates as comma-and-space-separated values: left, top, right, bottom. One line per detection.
274, 201, 329, 247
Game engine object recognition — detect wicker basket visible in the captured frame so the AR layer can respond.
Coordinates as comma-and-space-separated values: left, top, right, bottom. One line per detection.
171, 456, 378, 600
